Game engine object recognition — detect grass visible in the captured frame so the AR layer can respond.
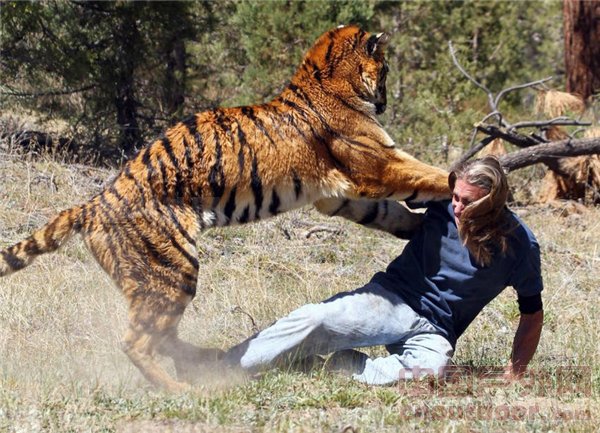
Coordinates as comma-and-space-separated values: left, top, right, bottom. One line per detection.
0, 149, 599, 432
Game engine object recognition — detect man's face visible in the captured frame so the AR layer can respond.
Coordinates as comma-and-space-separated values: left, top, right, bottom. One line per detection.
451, 178, 488, 226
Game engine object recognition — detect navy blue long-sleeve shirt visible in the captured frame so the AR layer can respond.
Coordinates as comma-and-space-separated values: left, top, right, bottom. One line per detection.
371, 201, 543, 347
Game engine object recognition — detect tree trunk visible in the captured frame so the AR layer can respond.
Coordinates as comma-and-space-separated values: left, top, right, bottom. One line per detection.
163, 36, 186, 119
563, 0, 600, 102
114, 5, 142, 158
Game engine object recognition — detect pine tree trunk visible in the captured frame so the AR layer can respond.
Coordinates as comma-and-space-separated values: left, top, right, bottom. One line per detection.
563, 0, 600, 102
164, 37, 186, 118
114, 5, 142, 158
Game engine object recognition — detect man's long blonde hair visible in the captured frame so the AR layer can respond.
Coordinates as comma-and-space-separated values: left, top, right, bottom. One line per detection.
449, 156, 514, 267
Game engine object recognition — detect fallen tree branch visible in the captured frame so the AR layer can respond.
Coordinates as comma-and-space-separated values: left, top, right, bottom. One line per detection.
230, 306, 259, 333
455, 135, 496, 166
499, 136, 600, 172
304, 225, 344, 239
448, 39, 597, 174
475, 124, 542, 148
0, 84, 96, 98
509, 117, 591, 131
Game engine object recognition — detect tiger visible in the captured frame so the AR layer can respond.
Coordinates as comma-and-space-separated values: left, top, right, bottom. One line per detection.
0, 25, 450, 391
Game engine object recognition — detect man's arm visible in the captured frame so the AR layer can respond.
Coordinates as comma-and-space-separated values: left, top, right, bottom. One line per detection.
505, 309, 543, 379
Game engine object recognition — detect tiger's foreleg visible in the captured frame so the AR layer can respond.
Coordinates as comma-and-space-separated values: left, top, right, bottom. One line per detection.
384, 150, 451, 202
353, 149, 451, 203
313, 198, 423, 239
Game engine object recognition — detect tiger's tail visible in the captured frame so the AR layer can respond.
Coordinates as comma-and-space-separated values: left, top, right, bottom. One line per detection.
0, 205, 86, 277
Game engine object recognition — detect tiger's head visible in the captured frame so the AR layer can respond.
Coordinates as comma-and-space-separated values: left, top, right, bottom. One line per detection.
295, 25, 390, 116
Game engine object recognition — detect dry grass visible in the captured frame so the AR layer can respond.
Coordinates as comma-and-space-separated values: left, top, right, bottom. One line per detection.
533, 91, 600, 204
534, 90, 585, 119
1, 150, 599, 432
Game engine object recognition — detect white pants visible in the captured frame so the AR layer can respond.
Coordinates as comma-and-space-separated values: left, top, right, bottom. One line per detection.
225, 283, 454, 385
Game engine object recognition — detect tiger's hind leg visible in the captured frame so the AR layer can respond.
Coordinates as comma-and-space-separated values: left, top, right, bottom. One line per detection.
122, 292, 192, 392
159, 332, 224, 383
82, 202, 218, 390
121, 294, 223, 391
122, 275, 224, 389
119, 251, 224, 390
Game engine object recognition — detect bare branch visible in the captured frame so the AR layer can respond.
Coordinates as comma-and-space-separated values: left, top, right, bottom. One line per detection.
304, 225, 344, 239
448, 41, 495, 111
509, 117, 591, 130
493, 77, 553, 108
468, 128, 479, 148
476, 124, 543, 148
454, 135, 497, 167
0, 84, 96, 98
448, 39, 598, 184
230, 306, 259, 333
499, 136, 600, 172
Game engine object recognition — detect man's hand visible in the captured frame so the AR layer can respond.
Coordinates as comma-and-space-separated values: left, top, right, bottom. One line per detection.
505, 309, 543, 380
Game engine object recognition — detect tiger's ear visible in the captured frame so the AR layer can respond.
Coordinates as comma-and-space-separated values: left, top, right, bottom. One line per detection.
366, 32, 390, 56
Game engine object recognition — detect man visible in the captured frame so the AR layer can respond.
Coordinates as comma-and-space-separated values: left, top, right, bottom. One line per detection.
225, 156, 543, 385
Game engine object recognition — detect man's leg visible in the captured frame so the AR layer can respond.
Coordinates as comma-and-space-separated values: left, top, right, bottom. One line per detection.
225, 283, 433, 370
334, 333, 453, 386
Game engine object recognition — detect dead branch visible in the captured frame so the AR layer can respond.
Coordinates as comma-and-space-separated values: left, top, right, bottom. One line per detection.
230, 306, 259, 333
493, 77, 553, 110
449, 41, 598, 173
448, 41, 497, 113
509, 117, 590, 130
475, 124, 541, 148
499, 136, 600, 172
457, 135, 496, 165
0, 84, 95, 98
304, 225, 344, 239
449, 41, 556, 131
